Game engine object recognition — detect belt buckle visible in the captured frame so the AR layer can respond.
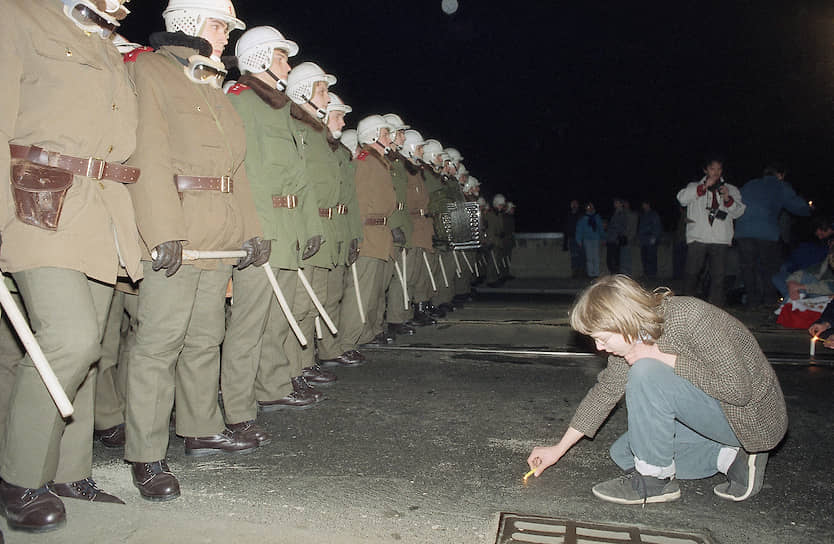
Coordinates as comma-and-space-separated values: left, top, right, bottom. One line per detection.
327, 208, 333, 219
382, 217, 388, 226
86, 157, 106, 180
220, 175, 232, 193
288, 194, 297, 209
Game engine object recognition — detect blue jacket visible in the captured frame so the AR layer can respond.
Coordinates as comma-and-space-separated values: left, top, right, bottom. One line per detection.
638, 209, 663, 245
734, 175, 810, 241
576, 213, 604, 243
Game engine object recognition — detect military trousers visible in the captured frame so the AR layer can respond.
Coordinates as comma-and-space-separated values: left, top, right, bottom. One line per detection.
386, 248, 411, 324
408, 248, 432, 304
1, 268, 112, 488
450, 249, 471, 296
284, 267, 328, 376
0, 281, 25, 449
94, 289, 137, 431
125, 263, 230, 463
337, 256, 387, 352
253, 268, 297, 404
429, 250, 454, 306
374, 256, 396, 335
317, 265, 347, 361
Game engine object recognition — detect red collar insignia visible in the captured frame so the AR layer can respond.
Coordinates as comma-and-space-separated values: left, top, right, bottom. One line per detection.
225, 82, 249, 95
122, 46, 153, 63
356, 150, 369, 161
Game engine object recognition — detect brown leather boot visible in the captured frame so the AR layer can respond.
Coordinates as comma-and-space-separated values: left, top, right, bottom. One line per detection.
183, 428, 259, 457
131, 460, 180, 502
0, 479, 65, 532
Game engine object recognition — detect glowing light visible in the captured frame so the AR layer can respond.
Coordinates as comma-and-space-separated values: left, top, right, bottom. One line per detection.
811, 336, 818, 357
523, 468, 536, 482
441, 0, 459, 15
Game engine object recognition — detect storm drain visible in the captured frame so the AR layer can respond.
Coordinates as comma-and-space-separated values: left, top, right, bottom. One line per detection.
495, 513, 717, 544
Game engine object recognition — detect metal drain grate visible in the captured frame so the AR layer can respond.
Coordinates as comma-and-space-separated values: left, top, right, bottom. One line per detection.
496, 513, 718, 544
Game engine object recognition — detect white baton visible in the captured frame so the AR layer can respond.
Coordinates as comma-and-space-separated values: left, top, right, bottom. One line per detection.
297, 269, 337, 335
422, 250, 438, 291
351, 263, 366, 324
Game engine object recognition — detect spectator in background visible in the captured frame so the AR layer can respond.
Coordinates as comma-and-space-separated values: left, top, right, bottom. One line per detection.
734, 164, 811, 309
621, 200, 639, 276
564, 200, 584, 278
772, 216, 834, 299
576, 202, 604, 278
677, 157, 746, 306
638, 200, 663, 281
606, 198, 628, 274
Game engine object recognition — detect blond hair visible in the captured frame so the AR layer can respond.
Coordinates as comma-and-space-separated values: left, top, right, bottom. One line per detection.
569, 275, 671, 343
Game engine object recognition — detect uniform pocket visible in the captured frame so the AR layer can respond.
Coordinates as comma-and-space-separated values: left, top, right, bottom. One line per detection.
10, 160, 74, 230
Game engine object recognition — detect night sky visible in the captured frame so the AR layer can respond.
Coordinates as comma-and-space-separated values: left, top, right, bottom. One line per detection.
119, 1, 834, 232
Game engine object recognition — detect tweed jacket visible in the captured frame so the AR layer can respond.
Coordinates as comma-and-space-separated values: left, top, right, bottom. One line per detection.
570, 296, 788, 452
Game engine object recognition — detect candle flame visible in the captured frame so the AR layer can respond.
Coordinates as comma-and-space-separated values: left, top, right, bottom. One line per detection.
813, 336, 819, 342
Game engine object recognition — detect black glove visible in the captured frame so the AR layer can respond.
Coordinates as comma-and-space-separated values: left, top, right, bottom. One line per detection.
391, 227, 406, 245
348, 238, 359, 265
302, 235, 322, 260
237, 237, 271, 270
253, 238, 271, 267
152, 240, 183, 277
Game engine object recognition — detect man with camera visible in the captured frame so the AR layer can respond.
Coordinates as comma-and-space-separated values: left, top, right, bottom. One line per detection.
677, 158, 746, 306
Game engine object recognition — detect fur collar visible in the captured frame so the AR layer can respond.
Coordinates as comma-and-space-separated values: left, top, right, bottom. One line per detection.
326, 131, 340, 151
149, 32, 212, 58
237, 73, 290, 109
290, 103, 324, 132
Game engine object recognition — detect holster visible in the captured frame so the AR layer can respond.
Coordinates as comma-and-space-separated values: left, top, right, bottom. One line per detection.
10, 159, 73, 230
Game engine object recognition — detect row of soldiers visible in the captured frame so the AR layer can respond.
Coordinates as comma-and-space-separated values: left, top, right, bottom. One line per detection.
0, 0, 516, 534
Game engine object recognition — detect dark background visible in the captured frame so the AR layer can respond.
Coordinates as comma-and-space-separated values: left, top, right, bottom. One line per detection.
120, 1, 834, 233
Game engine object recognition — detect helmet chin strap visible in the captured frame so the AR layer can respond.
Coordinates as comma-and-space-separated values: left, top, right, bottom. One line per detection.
265, 69, 287, 91
306, 98, 327, 120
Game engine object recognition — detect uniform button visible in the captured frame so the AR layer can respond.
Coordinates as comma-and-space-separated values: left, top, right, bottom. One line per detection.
196, 106, 202, 112
65, 49, 73, 57
107, 145, 114, 154
112, 103, 119, 111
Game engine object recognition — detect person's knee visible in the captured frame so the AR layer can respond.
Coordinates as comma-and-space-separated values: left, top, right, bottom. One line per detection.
626, 358, 670, 394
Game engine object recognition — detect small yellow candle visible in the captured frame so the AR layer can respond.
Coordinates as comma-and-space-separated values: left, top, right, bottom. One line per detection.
811, 336, 818, 357
523, 468, 536, 482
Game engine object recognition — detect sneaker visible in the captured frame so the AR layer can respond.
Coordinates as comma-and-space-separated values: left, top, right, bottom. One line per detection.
714, 450, 768, 501
592, 470, 680, 505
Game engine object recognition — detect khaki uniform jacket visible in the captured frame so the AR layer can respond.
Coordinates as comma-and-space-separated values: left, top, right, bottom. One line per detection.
386, 152, 413, 248
570, 296, 788, 452
0, 1, 142, 283
291, 105, 340, 269
126, 44, 261, 270
405, 161, 432, 251
335, 144, 362, 265
226, 76, 319, 270
355, 146, 396, 261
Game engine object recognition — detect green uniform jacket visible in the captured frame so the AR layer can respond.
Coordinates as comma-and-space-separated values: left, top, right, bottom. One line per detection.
406, 159, 432, 251
126, 41, 261, 270
335, 144, 362, 265
386, 151, 413, 248
0, 1, 143, 283
291, 104, 341, 269
484, 209, 502, 249
423, 166, 454, 249
355, 146, 396, 261
226, 75, 319, 270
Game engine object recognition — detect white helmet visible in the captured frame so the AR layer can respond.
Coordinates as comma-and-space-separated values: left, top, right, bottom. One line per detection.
357, 115, 392, 146
422, 139, 444, 165
340, 129, 359, 158
163, 0, 245, 37
286, 62, 336, 118
463, 175, 480, 194
236, 26, 298, 75
507, 201, 516, 212
477, 196, 487, 208
326, 92, 352, 119
401, 129, 425, 161
382, 113, 409, 133
493, 193, 507, 208
457, 163, 468, 176
444, 148, 463, 165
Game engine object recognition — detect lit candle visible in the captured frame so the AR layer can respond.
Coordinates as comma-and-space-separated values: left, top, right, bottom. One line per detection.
523, 468, 536, 483
811, 336, 818, 357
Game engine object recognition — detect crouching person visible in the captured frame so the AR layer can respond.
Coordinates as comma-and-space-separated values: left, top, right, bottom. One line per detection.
527, 275, 787, 505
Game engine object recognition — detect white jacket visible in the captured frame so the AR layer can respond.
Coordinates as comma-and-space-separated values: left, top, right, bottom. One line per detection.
676, 177, 745, 245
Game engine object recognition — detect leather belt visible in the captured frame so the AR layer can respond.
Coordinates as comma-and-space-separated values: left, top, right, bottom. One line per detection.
319, 207, 333, 219
9, 144, 140, 183
396, 202, 406, 211
175, 175, 233, 193
409, 208, 427, 217
364, 216, 388, 226
272, 194, 298, 209
335, 203, 348, 215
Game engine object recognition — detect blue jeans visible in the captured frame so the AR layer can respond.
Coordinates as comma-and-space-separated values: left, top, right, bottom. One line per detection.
583, 239, 600, 277
609, 358, 740, 480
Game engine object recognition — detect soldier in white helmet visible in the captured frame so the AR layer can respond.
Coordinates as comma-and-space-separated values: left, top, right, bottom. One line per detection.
221, 25, 324, 450
0, 0, 140, 531
123, 0, 267, 502
316, 94, 367, 367
323, 115, 397, 360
